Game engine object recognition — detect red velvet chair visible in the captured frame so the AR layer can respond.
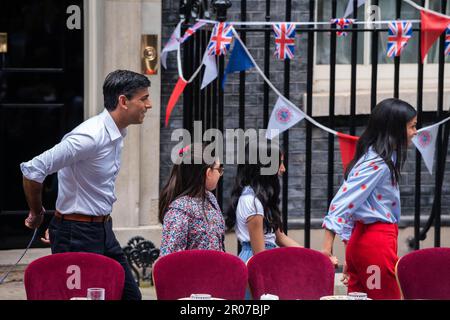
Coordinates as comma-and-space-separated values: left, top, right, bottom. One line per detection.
396, 247, 450, 300
247, 247, 335, 300
153, 250, 248, 300
24, 252, 125, 300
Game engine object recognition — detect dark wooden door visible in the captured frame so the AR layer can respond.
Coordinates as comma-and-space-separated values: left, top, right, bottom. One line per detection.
0, 0, 84, 249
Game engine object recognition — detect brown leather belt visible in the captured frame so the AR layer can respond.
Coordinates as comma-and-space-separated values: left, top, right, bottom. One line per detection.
55, 211, 111, 223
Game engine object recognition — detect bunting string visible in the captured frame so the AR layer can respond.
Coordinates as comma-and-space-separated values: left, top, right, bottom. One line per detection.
163, 0, 450, 172
197, 18, 422, 26
403, 0, 450, 20
230, 27, 338, 136
418, 115, 450, 133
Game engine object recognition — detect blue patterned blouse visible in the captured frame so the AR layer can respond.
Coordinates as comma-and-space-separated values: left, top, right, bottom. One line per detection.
322, 148, 401, 242
160, 191, 225, 256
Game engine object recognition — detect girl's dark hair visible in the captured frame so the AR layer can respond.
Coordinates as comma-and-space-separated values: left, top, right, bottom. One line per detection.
158, 143, 217, 223
225, 140, 283, 234
345, 98, 416, 184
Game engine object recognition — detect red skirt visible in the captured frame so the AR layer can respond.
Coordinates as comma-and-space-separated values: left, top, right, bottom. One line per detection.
346, 221, 401, 300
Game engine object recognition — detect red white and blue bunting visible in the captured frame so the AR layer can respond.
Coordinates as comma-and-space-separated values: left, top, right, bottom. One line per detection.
161, 0, 450, 173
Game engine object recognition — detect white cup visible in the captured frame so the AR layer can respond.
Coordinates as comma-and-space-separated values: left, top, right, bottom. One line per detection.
348, 292, 368, 300
87, 288, 105, 300
260, 293, 279, 300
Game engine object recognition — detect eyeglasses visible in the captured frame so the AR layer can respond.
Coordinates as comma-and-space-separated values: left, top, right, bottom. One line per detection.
212, 166, 224, 176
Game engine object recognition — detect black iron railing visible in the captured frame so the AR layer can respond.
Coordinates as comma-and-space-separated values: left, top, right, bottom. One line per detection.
175, 0, 450, 250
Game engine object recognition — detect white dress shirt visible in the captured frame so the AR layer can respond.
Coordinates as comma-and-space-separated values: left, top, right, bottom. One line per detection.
20, 109, 127, 216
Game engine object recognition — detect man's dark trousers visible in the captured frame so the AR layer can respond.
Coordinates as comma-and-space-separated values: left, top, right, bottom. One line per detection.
48, 216, 142, 300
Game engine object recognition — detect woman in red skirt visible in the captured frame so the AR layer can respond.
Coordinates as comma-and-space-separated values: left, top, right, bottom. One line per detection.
322, 98, 417, 299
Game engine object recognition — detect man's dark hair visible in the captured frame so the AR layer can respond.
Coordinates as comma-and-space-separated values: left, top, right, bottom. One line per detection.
103, 70, 151, 111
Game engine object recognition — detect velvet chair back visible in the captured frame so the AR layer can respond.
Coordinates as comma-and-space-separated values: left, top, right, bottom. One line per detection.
247, 247, 335, 300
24, 252, 125, 300
153, 250, 248, 300
396, 247, 450, 300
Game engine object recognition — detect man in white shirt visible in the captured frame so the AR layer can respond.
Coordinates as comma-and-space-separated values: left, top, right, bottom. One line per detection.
20, 69, 152, 300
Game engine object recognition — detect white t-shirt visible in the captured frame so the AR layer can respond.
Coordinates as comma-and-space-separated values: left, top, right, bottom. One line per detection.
235, 186, 277, 246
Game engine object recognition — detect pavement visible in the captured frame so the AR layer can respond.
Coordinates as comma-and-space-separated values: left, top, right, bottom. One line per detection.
0, 248, 346, 300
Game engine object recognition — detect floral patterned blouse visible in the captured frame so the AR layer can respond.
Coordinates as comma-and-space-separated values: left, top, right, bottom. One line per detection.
159, 191, 226, 257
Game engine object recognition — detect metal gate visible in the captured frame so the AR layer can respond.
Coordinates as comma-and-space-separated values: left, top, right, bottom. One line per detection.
173, 0, 450, 249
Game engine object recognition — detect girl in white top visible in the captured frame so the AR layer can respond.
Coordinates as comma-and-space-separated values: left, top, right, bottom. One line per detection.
226, 142, 300, 264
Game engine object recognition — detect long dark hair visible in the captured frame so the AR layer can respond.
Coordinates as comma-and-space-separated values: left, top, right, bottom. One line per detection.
225, 140, 283, 234
345, 98, 416, 184
158, 143, 216, 223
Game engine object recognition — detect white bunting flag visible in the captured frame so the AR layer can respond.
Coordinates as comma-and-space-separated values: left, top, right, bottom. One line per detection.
412, 124, 439, 174
161, 21, 182, 69
180, 21, 207, 43
266, 97, 305, 140
201, 36, 218, 89
344, 0, 366, 18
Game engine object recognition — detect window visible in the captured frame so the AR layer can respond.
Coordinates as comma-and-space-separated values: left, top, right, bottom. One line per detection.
316, 0, 450, 65
311, 0, 450, 117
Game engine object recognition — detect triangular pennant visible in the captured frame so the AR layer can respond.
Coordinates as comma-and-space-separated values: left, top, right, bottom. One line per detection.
420, 9, 450, 62
161, 22, 182, 69
337, 132, 359, 172
207, 22, 234, 56
266, 97, 305, 140
272, 23, 296, 60
201, 47, 218, 90
344, 0, 366, 18
180, 21, 207, 43
222, 40, 255, 89
412, 124, 439, 174
386, 21, 413, 57
330, 18, 354, 37
165, 77, 188, 127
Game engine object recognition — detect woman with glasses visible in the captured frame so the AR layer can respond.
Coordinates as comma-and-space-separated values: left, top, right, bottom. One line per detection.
158, 143, 225, 257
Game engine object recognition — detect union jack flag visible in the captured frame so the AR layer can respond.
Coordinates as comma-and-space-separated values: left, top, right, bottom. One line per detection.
386, 21, 412, 58
445, 26, 450, 56
180, 21, 207, 43
273, 23, 296, 60
207, 22, 233, 56
330, 18, 354, 37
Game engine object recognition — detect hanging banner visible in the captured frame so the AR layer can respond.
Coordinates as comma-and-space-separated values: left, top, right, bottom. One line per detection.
330, 18, 354, 37
413, 123, 439, 174
420, 9, 450, 62
337, 132, 359, 172
222, 39, 255, 88
161, 21, 182, 69
344, 0, 366, 18
180, 21, 207, 43
165, 77, 188, 127
273, 23, 296, 60
266, 97, 306, 140
387, 21, 413, 57
207, 22, 234, 56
